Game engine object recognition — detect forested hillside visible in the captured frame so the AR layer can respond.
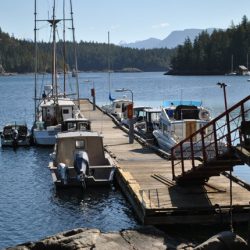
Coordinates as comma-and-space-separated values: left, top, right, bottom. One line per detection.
169, 16, 250, 75
0, 28, 174, 73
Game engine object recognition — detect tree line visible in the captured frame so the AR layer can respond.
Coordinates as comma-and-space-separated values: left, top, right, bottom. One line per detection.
2, 15, 249, 75
0, 28, 174, 73
169, 15, 250, 75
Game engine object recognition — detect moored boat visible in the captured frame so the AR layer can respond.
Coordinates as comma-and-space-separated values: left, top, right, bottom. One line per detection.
102, 98, 132, 121
153, 100, 212, 153
32, 0, 82, 146
134, 108, 161, 140
49, 131, 116, 189
121, 106, 152, 127
1, 123, 31, 147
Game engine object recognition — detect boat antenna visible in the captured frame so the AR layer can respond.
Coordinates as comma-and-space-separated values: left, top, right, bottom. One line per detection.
63, 0, 66, 97
107, 31, 115, 102
34, 0, 38, 122
70, 0, 80, 108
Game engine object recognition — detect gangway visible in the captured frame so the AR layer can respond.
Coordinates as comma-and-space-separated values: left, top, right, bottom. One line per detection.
171, 95, 250, 185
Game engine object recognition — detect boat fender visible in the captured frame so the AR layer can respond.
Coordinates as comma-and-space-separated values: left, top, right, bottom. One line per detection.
199, 109, 210, 121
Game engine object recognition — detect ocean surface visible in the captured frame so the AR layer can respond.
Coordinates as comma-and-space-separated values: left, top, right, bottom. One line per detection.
0, 72, 250, 248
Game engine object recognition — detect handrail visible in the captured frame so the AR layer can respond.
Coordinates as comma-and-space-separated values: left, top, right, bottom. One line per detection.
171, 95, 250, 181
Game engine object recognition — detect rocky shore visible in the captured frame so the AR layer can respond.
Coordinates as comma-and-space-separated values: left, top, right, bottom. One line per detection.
6, 226, 249, 250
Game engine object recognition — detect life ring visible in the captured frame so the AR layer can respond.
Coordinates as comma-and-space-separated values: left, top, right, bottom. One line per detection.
199, 109, 210, 121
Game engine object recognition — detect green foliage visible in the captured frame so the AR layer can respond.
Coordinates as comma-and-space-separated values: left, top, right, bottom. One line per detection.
0, 28, 174, 73
170, 15, 250, 75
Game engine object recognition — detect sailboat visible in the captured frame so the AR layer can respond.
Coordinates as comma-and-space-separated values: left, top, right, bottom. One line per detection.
101, 32, 132, 121
32, 0, 85, 146
227, 55, 237, 75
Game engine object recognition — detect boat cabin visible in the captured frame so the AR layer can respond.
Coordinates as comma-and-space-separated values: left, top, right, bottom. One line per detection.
153, 100, 212, 151
49, 131, 115, 188
121, 106, 152, 127
39, 98, 75, 127
54, 131, 109, 167
61, 118, 91, 132
111, 99, 132, 120
143, 108, 161, 133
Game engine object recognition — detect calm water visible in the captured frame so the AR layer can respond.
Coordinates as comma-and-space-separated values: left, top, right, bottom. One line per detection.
0, 72, 249, 248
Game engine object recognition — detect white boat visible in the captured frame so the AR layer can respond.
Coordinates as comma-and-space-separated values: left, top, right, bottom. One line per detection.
153, 100, 212, 153
102, 98, 132, 121
33, 96, 84, 145
32, 0, 82, 146
49, 131, 115, 189
1, 123, 31, 147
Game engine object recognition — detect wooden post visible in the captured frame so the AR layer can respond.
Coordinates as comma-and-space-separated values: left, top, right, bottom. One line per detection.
127, 103, 134, 144
190, 137, 195, 169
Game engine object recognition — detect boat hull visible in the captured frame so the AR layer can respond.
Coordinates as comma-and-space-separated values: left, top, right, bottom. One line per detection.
1, 138, 30, 147
33, 129, 58, 146
50, 165, 115, 189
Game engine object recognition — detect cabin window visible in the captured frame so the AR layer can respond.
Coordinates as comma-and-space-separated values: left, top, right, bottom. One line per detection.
79, 123, 88, 131
63, 109, 69, 114
67, 122, 76, 130
115, 103, 121, 108
75, 140, 85, 149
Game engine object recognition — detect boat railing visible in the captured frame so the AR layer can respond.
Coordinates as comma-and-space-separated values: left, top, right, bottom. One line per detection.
171, 95, 250, 181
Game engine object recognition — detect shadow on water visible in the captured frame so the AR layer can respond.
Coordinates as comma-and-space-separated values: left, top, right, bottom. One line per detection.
157, 222, 249, 245
54, 186, 114, 205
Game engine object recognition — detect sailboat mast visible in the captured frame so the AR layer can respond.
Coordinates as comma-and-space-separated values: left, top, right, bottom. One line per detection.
70, 0, 80, 108
52, 0, 58, 102
231, 54, 234, 73
34, 0, 38, 122
63, 0, 66, 97
247, 53, 249, 71
108, 31, 111, 99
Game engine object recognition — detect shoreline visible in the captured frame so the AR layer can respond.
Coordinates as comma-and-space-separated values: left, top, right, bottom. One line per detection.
6, 226, 248, 250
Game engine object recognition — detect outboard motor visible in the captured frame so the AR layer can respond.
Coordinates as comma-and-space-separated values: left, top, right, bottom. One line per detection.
57, 163, 68, 185
12, 129, 19, 147
73, 151, 89, 182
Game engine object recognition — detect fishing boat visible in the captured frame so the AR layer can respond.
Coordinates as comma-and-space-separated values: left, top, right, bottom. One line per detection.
134, 108, 161, 140
32, 0, 82, 146
49, 131, 115, 189
153, 100, 212, 153
1, 123, 31, 147
121, 106, 152, 127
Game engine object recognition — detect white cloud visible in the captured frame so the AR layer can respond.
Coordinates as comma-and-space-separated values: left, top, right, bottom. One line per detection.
152, 22, 170, 29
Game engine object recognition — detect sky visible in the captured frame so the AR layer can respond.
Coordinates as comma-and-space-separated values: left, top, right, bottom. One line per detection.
0, 0, 250, 45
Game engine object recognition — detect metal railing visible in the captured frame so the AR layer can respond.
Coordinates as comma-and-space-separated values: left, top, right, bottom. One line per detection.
171, 95, 250, 180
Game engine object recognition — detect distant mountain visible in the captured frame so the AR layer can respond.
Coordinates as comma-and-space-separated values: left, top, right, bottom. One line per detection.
119, 37, 162, 49
120, 28, 215, 49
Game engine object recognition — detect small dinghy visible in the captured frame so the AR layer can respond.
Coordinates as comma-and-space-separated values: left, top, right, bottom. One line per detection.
1, 123, 31, 147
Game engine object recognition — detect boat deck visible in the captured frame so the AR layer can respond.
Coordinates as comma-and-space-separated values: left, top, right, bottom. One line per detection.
80, 99, 250, 225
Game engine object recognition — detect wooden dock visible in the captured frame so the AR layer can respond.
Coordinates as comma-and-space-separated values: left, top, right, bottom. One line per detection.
80, 99, 250, 225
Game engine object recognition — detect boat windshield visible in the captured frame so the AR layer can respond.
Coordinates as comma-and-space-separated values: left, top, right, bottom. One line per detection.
172, 105, 200, 120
